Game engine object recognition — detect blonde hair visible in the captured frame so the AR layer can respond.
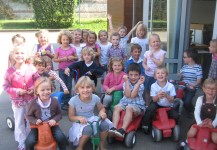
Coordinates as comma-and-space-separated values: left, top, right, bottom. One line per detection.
57, 30, 72, 44
108, 57, 124, 72
35, 29, 49, 43
12, 45, 27, 63
149, 33, 161, 43
136, 24, 148, 38
203, 78, 217, 88
210, 39, 217, 53
154, 66, 168, 76
81, 47, 95, 61
75, 76, 95, 93
34, 77, 54, 96
118, 25, 127, 33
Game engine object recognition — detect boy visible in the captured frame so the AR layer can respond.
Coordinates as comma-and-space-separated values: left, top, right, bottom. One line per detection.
125, 44, 145, 76
107, 32, 127, 62
142, 66, 179, 133
109, 63, 145, 138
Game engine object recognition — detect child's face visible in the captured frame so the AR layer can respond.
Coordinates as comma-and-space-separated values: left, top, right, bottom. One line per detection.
61, 35, 70, 47
46, 62, 52, 71
131, 48, 141, 60
83, 53, 92, 63
77, 84, 93, 100
74, 31, 82, 42
137, 30, 145, 38
35, 64, 45, 75
183, 52, 191, 64
99, 32, 108, 42
13, 37, 25, 46
38, 33, 48, 46
112, 61, 123, 73
110, 36, 120, 47
118, 29, 126, 37
150, 35, 161, 50
13, 48, 26, 64
154, 69, 167, 82
37, 82, 52, 101
209, 42, 217, 54
82, 32, 88, 43
87, 34, 96, 44
128, 71, 140, 84
203, 84, 217, 100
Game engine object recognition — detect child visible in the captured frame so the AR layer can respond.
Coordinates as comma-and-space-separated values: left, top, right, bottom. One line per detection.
53, 30, 78, 110
142, 66, 179, 133
81, 29, 89, 44
68, 76, 110, 150
109, 63, 145, 137
125, 44, 145, 76
32, 29, 54, 59
177, 78, 217, 149
143, 33, 166, 106
25, 77, 67, 150
107, 14, 142, 50
64, 47, 103, 86
179, 49, 202, 114
102, 57, 126, 109
33, 56, 50, 78
208, 39, 217, 80
3, 46, 36, 150
130, 23, 149, 59
107, 32, 127, 62
8, 34, 26, 68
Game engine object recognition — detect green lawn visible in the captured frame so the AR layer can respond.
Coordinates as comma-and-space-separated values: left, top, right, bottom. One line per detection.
0, 18, 107, 33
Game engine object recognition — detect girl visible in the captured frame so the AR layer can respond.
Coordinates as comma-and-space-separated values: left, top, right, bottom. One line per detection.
81, 29, 89, 44
208, 39, 217, 80
64, 47, 103, 86
102, 57, 126, 109
85, 30, 101, 66
3, 46, 36, 150
177, 78, 217, 149
25, 77, 67, 150
68, 76, 110, 150
32, 29, 54, 59
143, 33, 166, 106
131, 23, 149, 59
53, 30, 78, 110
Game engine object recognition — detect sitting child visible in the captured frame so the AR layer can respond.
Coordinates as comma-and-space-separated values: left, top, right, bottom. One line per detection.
68, 76, 111, 150
142, 66, 179, 133
109, 63, 146, 138
25, 77, 67, 150
177, 78, 217, 149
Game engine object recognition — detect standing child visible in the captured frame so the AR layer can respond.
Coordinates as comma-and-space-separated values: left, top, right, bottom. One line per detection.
109, 63, 145, 137
53, 30, 78, 110
208, 39, 217, 80
3, 46, 36, 150
107, 32, 127, 62
25, 77, 67, 150
143, 33, 166, 106
81, 29, 89, 44
125, 44, 145, 76
177, 78, 217, 149
131, 23, 149, 59
179, 49, 202, 114
142, 66, 179, 133
102, 57, 126, 110
68, 76, 110, 150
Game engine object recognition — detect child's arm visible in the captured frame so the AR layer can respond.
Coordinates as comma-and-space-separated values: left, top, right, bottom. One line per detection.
53, 52, 67, 63
68, 105, 87, 124
194, 96, 203, 125
112, 72, 126, 90
107, 14, 114, 32
126, 21, 143, 38
67, 52, 78, 62
123, 75, 131, 98
142, 56, 150, 71
130, 76, 145, 98
95, 45, 101, 57
97, 102, 107, 120
45, 45, 54, 59
150, 51, 166, 66
48, 99, 62, 126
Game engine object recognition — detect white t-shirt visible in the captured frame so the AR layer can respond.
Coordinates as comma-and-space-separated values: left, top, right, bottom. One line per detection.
131, 37, 149, 59
70, 43, 86, 61
97, 41, 112, 64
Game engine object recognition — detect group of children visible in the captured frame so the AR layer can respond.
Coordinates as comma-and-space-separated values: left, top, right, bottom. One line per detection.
3, 16, 217, 150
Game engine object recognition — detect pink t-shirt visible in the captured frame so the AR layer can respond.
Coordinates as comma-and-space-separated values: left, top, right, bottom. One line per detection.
144, 49, 166, 76
55, 46, 76, 70
103, 71, 126, 91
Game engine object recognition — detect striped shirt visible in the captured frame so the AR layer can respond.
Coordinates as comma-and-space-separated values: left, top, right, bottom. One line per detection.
48, 70, 68, 91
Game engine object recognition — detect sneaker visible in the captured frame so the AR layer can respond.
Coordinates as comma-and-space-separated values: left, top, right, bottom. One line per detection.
142, 125, 150, 134
115, 128, 126, 138
108, 127, 117, 134
176, 141, 187, 150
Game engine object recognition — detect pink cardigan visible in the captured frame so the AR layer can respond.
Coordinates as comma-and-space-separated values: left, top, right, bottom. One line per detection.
3, 64, 37, 107
103, 71, 126, 91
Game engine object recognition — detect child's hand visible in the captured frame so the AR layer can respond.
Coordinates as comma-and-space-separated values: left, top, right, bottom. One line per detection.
48, 119, 56, 126
64, 68, 70, 76
86, 71, 92, 76
157, 91, 165, 99
61, 57, 67, 62
136, 21, 143, 25
78, 117, 87, 124
45, 50, 51, 55
138, 76, 145, 84
123, 75, 128, 81
64, 89, 69, 94
27, 89, 34, 95
67, 56, 74, 61
99, 112, 107, 120
19, 89, 27, 96
107, 14, 112, 20
36, 119, 42, 125
106, 88, 114, 95
49, 76, 55, 81
145, 66, 151, 71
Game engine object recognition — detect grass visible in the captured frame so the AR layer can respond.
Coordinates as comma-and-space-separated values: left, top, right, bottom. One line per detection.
0, 18, 107, 33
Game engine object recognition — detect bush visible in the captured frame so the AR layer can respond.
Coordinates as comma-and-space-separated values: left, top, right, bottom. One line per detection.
32, 0, 75, 28
0, 0, 15, 19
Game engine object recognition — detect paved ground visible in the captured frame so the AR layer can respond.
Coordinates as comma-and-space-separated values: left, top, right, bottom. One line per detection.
0, 31, 201, 150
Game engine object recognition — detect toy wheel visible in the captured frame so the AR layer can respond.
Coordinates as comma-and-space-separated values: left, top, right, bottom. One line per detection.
172, 125, 180, 141
124, 131, 136, 148
184, 144, 191, 150
107, 136, 115, 144
107, 110, 113, 121
6, 116, 15, 131
152, 127, 162, 142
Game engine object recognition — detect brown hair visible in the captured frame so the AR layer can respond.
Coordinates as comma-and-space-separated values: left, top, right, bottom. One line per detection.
81, 47, 95, 61
108, 57, 124, 72
33, 56, 46, 67
87, 31, 97, 41
57, 30, 72, 44
34, 77, 54, 96
11, 34, 26, 44
118, 25, 127, 33
131, 44, 142, 52
98, 30, 108, 40
110, 32, 120, 40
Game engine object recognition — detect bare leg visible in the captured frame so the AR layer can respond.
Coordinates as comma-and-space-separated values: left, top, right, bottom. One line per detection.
122, 107, 133, 130
77, 135, 90, 150
211, 132, 217, 144
100, 131, 108, 150
112, 106, 122, 128
187, 125, 198, 138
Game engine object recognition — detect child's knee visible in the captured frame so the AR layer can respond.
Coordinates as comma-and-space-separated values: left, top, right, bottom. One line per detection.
211, 132, 217, 144
187, 126, 197, 138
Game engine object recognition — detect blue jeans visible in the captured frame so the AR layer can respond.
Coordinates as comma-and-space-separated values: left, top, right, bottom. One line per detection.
59, 70, 73, 105
183, 87, 196, 112
25, 126, 67, 150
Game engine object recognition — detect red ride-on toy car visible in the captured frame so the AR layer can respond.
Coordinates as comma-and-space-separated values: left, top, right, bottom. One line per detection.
184, 124, 217, 150
108, 110, 143, 148
151, 107, 180, 142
